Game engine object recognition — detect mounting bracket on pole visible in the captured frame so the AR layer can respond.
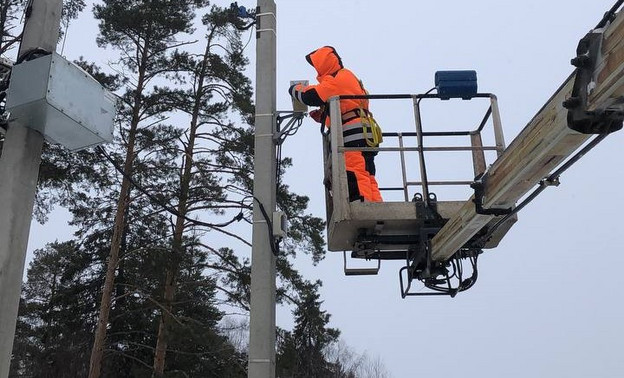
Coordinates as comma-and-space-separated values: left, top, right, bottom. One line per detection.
563, 27, 624, 134
274, 110, 306, 145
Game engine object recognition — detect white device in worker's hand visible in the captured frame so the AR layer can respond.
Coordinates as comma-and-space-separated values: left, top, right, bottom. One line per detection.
290, 80, 308, 113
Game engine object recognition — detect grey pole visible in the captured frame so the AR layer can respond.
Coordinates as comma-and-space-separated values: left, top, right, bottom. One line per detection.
0, 0, 62, 376
248, 0, 277, 377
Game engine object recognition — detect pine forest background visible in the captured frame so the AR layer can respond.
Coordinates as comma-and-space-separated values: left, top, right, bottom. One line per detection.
0, 0, 390, 377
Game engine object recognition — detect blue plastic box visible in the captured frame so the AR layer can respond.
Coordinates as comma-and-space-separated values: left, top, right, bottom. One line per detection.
434, 70, 478, 100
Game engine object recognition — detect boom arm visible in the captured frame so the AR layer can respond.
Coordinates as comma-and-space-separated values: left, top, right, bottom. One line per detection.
431, 8, 624, 261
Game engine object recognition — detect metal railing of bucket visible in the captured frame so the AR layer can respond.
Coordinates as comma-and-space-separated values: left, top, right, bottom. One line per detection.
323, 93, 506, 209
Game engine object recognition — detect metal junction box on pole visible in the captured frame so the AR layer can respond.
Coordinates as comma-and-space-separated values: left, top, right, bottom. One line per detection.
6, 52, 116, 151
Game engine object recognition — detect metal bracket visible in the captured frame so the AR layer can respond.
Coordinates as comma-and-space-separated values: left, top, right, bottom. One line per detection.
563, 29, 624, 134
399, 226, 450, 297
343, 251, 380, 276
412, 192, 444, 222
470, 174, 513, 216
399, 266, 449, 298
274, 110, 306, 145
540, 176, 560, 187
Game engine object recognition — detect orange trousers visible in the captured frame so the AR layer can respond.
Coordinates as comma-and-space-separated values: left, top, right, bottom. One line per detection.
345, 150, 382, 202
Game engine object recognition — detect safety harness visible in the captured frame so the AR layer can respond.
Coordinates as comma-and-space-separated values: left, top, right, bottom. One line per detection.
317, 77, 383, 148
341, 108, 383, 147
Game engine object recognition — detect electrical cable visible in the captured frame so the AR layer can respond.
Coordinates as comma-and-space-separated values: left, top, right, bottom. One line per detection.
240, 23, 254, 53
276, 142, 283, 188
16, 47, 50, 64
275, 113, 305, 188
267, 113, 307, 255
95, 145, 245, 230
279, 117, 304, 141
416, 247, 479, 296
416, 87, 437, 105
249, 195, 279, 256
275, 113, 304, 145
96, 111, 286, 259
266, 112, 307, 255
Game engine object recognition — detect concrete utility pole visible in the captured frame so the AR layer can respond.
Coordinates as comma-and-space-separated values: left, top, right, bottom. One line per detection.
0, 0, 63, 376
248, 0, 277, 377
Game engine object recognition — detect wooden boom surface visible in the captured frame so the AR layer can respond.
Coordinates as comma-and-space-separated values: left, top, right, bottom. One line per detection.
431, 10, 624, 261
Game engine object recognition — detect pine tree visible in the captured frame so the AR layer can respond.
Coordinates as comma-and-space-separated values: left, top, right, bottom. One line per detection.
145, 4, 328, 375
5, 1, 354, 377
152, 239, 247, 377
86, 1, 209, 376
11, 237, 247, 376
10, 242, 99, 377
0, 0, 26, 56
147, 5, 253, 374
276, 281, 341, 378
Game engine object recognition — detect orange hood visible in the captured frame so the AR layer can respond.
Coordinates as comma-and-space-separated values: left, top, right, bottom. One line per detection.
305, 46, 343, 78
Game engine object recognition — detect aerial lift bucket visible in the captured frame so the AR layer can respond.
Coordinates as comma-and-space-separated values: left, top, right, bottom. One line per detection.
321, 73, 517, 296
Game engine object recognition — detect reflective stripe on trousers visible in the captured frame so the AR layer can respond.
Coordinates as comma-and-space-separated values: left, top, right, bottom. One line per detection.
344, 150, 382, 202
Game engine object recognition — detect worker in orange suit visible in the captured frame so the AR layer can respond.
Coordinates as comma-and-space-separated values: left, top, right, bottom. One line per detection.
288, 46, 382, 202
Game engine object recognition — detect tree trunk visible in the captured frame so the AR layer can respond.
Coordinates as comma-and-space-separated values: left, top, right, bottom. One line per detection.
151, 40, 209, 376
151, 180, 187, 376
88, 60, 146, 378
88, 162, 133, 378
151, 267, 178, 376
88, 138, 136, 378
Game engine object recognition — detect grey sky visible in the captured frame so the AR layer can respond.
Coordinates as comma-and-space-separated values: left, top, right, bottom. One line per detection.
27, 1, 624, 377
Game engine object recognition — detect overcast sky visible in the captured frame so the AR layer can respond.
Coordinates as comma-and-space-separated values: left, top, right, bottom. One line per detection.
27, 1, 624, 377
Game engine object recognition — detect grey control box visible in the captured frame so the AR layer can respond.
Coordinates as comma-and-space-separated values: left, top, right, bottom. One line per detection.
6, 52, 116, 151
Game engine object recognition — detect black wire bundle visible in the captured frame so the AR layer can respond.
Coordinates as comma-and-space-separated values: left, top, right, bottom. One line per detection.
422, 252, 480, 297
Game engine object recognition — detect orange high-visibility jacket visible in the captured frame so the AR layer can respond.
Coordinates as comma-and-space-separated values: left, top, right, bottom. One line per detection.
289, 46, 382, 202
289, 46, 371, 146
